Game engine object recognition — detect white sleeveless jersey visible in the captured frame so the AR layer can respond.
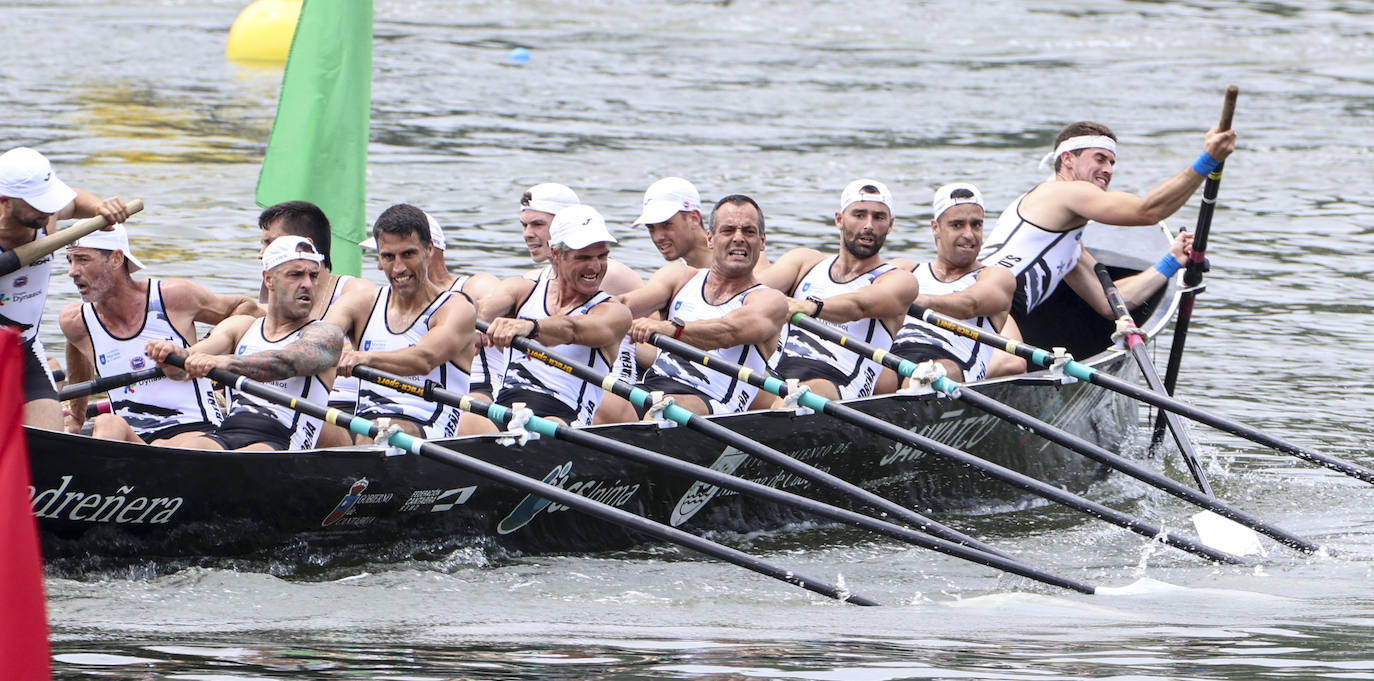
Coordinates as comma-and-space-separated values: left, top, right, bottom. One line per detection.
498, 267, 613, 426
81, 279, 223, 435
644, 269, 772, 413
451, 274, 505, 394
978, 188, 1085, 314
227, 318, 332, 450
893, 263, 997, 382
778, 255, 896, 399
324, 274, 360, 406
354, 288, 465, 438
0, 230, 54, 343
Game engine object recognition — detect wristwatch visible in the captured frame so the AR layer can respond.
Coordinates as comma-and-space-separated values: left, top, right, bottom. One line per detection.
670, 316, 687, 339
806, 295, 825, 318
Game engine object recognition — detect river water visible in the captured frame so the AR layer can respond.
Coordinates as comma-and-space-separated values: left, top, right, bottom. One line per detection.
8, 0, 1374, 678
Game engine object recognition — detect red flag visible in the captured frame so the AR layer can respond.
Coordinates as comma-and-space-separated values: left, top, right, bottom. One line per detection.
0, 327, 50, 679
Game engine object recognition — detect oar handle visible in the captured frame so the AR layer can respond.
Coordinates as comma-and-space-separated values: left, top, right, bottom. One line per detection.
0, 199, 145, 277
1219, 84, 1239, 131
58, 367, 165, 401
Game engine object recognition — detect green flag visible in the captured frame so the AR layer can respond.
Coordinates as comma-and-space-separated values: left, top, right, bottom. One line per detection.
255, 0, 372, 277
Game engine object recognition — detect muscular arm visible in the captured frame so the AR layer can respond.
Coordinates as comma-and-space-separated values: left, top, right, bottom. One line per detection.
145, 315, 254, 381
163, 279, 263, 331
218, 321, 344, 382
342, 296, 475, 377
634, 287, 787, 351
54, 188, 130, 225
619, 263, 694, 318
795, 268, 918, 324
57, 303, 94, 431
475, 275, 533, 322
756, 248, 819, 293
917, 266, 1015, 321
534, 300, 632, 350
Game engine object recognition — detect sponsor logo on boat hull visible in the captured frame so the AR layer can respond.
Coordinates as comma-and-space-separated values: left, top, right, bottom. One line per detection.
29, 475, 183, 525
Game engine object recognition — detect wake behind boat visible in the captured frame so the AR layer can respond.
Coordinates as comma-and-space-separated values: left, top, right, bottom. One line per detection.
30, 223, 1176, 572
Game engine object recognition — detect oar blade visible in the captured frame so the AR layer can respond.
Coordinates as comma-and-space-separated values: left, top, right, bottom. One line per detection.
1192, 510, 1266, 557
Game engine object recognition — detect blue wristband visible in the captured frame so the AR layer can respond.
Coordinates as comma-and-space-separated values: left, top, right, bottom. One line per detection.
1191, 151, 1220, 177
1154, 254, 1182, 278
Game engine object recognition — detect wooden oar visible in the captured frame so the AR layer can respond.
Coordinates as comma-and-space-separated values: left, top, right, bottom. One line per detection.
351, 365, 1096, 594
0, 199, 145, 277
58, 367, 165, 401
159, 353, 878, 606
472, 320, 1008, 560
1094, 262, 1213, 495
786, 312, 1320, 556
911, 303, 1374, 486
647, 333, 1250, 565
1155, 86, 1239, 446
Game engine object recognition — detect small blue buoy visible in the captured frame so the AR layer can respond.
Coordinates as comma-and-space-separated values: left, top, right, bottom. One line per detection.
507, 47, 530, 65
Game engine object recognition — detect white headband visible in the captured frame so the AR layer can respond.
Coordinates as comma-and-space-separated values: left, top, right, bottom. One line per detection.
1039, 135, 1118, 169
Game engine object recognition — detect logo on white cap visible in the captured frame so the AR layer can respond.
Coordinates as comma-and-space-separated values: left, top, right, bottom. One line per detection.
0, 147, 78, 214
839, 179, 894, 214
550, 204, 618, 251
261, 235, 325, 272
932, 182, 984, 221
521, 183, 580, 217
69, 223, 146, 273
634, 177, 701, 226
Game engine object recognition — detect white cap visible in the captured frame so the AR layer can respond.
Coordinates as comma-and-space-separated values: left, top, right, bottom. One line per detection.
932, 182, 984, 220
521, 183, 580, 216
360, 211, 446, 251
261, 235, 325, 272
69, 223, 146, 273
634, 177, 700, 226
0, 147, 77, 214
550, 204, 617, 251
839, 178, 893, 214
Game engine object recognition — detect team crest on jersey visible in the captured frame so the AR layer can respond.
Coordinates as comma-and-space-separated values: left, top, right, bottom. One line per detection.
672, 300, 683, 312
800, 282, 812, 294
131, 356, 146, 370
12, 276, 27, 288
98, 350, 121, 366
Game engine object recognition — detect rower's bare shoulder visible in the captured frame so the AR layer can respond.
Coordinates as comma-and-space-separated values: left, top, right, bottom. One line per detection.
602, 259, 643, 295
57, 300, 86, 337
888, 257, 917, 273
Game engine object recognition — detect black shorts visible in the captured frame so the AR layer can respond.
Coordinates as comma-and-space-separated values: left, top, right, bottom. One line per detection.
138, 421, 216, 445
772, 356, 848, 386
496, 388, 576, 424
633, 374, 714, 419
203, 411, 293, 450
21, 338, 57, 402
889, 342, 961, 367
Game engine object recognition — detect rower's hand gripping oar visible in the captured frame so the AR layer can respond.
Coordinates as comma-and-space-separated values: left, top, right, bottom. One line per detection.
1156, 85, 1239, 443
473, 319, 1007, 560
647, 331, 1251, 565
58, 367, 165, 401
160, 352, 878, 606
1094, 261, 1213, 496
351, 364, 1098, 595
787, 312, 1320, 557
0, 199, 145, 277
911, 303, 1374, 487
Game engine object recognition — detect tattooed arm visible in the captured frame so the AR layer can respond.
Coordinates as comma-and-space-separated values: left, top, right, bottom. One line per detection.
213, 322, 344, 382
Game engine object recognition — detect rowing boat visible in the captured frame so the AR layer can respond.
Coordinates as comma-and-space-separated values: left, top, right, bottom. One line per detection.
28, 223, 1179, 571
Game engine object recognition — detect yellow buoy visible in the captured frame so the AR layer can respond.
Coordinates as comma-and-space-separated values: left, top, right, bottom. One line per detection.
226, 0, 303, 63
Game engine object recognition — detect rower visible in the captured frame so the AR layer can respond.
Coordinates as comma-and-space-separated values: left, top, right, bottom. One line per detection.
479, 204, 631, 428
59, 224, 260, 444
633, 176, 772, 273
256, 200, 377, 446
621, 194, 786, 417
363, 209, 499, 435
146, 236, 343, 451
758, 179, 917, 403
0, 147, 130, 430
329, 204, 475, 440
520, 183, 640, 424
980, 120, 1233, 318
885, 182, 1025, 388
